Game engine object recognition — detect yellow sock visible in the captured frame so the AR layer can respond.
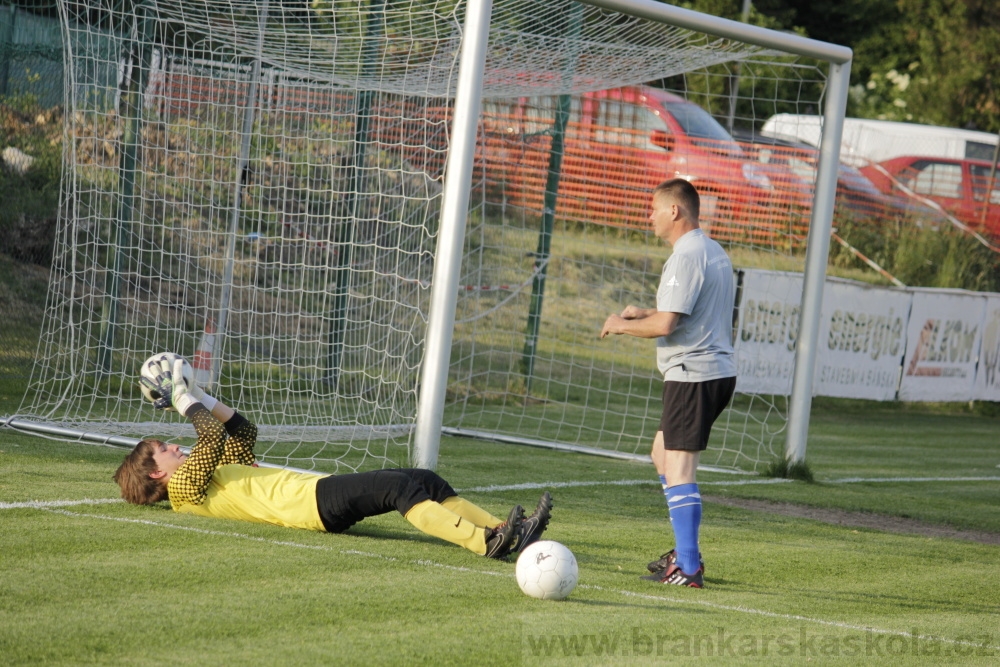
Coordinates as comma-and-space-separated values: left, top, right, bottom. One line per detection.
441, 496, 503, 529
404, 500, 488, 555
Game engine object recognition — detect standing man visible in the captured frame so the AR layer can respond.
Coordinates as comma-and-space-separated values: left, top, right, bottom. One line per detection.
600, 179, 736, 588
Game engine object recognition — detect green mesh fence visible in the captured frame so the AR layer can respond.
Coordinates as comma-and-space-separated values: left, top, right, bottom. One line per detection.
0, 3, 63, 106
1, 3, 62, 382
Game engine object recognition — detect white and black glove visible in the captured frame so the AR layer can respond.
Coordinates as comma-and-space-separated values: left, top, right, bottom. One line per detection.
139, 358, 215, 414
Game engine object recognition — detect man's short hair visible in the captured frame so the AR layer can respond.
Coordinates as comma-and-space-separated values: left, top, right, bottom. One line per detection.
113, 439, 169, 505
653, 178, 700, 223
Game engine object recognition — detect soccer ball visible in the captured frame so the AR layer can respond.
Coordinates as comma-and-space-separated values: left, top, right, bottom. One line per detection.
515, 540, 578, 600
139, 352, 194, 409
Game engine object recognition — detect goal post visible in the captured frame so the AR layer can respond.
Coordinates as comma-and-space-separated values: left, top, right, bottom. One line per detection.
786, 60, 851, 463
412, 0, 494, 470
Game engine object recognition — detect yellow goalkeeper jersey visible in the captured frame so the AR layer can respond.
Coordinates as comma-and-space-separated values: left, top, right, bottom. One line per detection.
168, 408, 325, 531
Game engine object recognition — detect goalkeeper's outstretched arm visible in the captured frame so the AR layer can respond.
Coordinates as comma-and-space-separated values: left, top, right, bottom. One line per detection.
192, 396, 256, 466
172, 386, 258, 501
203, 398, 235, 424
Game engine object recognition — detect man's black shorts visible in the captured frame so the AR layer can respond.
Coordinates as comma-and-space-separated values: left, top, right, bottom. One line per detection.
659, 376, 737, 451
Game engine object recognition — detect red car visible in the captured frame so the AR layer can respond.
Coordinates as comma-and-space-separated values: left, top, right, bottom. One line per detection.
734, 131, 950, 228
479, 86, 812, 244
859, 156, 1000, 238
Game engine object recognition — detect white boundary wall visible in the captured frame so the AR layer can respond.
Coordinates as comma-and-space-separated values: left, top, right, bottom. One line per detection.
736, 269, 999, 402
734, 270, 801, 396
975, 296, 1000, 401
815, 278, 911, 400
898, 290, 985, 401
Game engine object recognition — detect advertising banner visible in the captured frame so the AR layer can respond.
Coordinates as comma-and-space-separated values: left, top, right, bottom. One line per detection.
898, 289, 986, 401
973, 294, 1000, 401
814, 279, 911, 400
734, 270, 802, 395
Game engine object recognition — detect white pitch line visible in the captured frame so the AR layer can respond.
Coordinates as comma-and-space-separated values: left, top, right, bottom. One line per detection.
4, 473, 1000, 511
461, 480, 655, 493
0, 498, 124, 510
415, 559, 509, 578
827, 476, 1000, 484
461, 475, 1000, 494
35, 506, 1000, 653
3, 474, 999, 510
459, 478, 793, 493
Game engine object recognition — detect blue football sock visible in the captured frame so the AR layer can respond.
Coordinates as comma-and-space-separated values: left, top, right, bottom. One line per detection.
666, 483, 702, 574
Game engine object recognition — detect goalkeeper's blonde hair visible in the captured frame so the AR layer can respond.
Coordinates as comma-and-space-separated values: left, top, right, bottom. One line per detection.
113, 440, 170, 505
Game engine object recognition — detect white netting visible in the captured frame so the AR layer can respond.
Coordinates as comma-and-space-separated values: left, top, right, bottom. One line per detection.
14, 0, 833, 472
446, 60, 828, 472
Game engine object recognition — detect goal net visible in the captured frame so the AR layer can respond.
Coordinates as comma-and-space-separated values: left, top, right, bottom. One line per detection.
445, 57, 829, 471
11, 0, 841, 473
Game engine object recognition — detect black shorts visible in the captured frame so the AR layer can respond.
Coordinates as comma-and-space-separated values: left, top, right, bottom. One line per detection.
314, 468, 457, 533
659, 376, 737, 451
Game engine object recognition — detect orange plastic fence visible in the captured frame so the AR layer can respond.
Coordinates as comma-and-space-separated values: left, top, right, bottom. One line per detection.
151, 74, 950, 250
476, 114, 813, 246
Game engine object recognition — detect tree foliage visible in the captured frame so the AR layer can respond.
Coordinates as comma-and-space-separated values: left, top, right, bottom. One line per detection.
668, 0, 1000, 133
893, 0, 1000, 132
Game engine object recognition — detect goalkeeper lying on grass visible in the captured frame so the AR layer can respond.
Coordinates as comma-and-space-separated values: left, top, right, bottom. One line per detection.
114, 357, 552, 560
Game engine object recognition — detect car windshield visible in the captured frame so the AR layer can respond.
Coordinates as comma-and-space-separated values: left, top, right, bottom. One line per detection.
970, 163, 1000, 203
838, 165, 884, 196
774, 147, 883, 196
664, 102, 743, 156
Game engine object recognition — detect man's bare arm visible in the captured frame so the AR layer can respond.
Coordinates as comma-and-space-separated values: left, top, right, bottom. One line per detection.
620, 305, 658, 320
600, 310, 683, 339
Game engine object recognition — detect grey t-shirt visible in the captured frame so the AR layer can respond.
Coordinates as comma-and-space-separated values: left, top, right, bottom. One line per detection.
655, 228, 737, 382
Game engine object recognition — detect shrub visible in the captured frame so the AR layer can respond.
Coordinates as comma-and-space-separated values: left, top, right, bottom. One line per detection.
831, 211, 1000, 292
0, 96, 63, 266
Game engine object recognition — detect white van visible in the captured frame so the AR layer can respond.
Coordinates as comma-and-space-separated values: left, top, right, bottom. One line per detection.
760, 115, 999, 166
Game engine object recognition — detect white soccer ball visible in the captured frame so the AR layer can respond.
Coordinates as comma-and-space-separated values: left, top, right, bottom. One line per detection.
515, 540, 578, 600
139, 352, 194, 408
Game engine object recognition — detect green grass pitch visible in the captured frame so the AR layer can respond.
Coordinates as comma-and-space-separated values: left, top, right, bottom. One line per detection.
2, 401, 999, 665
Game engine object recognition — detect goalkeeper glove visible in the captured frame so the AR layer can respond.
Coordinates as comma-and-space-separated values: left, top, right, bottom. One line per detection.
168, 357, 203, 415
180, 359, 218, 413
139, 359, 177, 412
139, 358, 214, 414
